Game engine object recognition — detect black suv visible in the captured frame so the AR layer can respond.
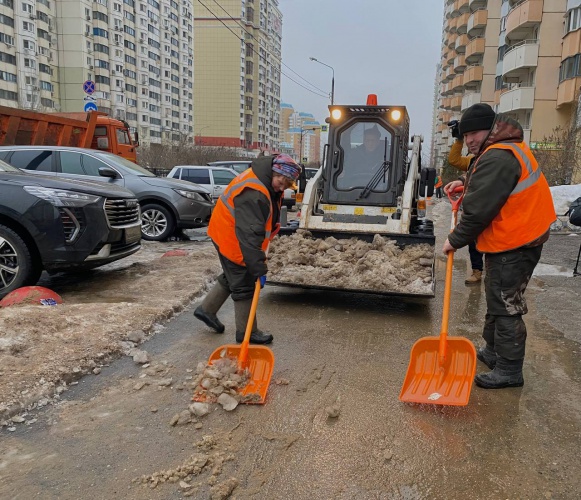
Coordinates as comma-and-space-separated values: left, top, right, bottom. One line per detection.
0, 159, 141, 298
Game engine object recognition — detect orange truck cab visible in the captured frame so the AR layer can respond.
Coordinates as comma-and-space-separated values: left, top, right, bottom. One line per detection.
0, 105, 139, 163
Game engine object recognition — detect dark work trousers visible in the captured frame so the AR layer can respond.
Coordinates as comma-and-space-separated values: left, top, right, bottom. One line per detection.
214, 244, 256, 302
468, 240, 484, 271
482, 245, 543, 361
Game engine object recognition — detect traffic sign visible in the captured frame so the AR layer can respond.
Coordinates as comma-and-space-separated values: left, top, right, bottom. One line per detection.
84, 101, 98, 112
302, 157, 308, 163
83, 95, 97, 102
321, 124, 328, 132
83, 80, 95, 94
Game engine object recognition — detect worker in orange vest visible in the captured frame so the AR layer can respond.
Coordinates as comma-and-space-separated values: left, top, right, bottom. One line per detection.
194, 154, 301, 345
434, 175, 443, 198
443, 103, 556, 389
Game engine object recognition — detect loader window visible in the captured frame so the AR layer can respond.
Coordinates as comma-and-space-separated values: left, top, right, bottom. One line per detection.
336, 122, 392, 192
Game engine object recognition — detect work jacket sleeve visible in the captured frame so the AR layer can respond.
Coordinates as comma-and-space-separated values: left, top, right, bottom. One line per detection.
448, 149, 521, 249
233, 188, 271, 278
448, 140, 471, 171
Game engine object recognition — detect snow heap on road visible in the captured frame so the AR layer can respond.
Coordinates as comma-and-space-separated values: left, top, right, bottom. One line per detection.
550, 183, 581, 216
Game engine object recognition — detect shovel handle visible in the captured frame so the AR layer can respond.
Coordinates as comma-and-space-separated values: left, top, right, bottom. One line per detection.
440, 185, 464, 365
238, 279, 261, 367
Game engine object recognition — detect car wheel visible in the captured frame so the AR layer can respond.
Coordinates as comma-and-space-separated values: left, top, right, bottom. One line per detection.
0, 224, 41, 298
140, 203, 176, 241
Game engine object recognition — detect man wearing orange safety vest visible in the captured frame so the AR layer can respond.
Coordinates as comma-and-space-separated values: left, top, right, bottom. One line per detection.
194, 154, 301, 345
443, 103, 556, 389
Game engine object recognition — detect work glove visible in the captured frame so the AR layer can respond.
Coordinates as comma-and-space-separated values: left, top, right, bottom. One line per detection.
259, 275, 267, 289
447, 120, 462, 140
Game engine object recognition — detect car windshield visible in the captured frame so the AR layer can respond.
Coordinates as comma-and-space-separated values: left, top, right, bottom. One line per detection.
94, 152, 155, 176
0, 159, 20, 172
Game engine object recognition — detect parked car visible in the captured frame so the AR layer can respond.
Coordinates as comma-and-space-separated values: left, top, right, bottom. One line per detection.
206, 160, 296, 209
167, 165, 238, 200
0, 146, 214, 242
0, 159, 142, 298
305, 168, 319, 180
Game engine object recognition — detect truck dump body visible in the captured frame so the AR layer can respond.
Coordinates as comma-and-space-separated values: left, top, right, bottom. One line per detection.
0, 105, 97, 148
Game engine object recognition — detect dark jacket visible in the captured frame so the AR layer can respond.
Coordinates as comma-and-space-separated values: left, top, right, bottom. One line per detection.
233, 155, 282, 278
448, 114, 523, 250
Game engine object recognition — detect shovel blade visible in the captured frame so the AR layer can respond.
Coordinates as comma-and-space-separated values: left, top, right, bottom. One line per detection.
193, 344, 274, 404
399, 336, 477, 406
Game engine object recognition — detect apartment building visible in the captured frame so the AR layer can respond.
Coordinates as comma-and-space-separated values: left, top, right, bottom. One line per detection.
433, 0, 572, 171
279, 103, 321, 164
0, 0, 194, 144
193, 0, 282, 154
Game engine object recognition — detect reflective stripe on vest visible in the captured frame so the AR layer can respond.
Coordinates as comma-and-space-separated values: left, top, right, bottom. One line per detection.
475, 141, 556, 254
207, 169, 274, 266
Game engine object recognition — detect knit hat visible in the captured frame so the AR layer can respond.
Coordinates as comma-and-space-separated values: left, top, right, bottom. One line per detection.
459, 103, 496, 135
272, 154, 301, 181
364, 124, 381, 137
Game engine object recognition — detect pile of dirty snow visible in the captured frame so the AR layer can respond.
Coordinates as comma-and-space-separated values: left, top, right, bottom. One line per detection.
268, 230, 434, 295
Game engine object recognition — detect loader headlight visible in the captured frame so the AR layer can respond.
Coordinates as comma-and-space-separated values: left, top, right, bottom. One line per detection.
331, 109, 342, 120
390, 109, 402, 122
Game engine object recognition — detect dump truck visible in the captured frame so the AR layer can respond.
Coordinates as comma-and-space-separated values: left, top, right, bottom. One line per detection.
0, 105, 138, 163
268, 95, 437, 298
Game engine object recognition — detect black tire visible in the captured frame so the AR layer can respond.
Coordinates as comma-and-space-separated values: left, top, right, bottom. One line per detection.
140, 203, 175, 241
0, 224, 41, 298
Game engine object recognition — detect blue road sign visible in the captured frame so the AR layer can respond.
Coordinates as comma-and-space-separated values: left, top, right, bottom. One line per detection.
84, 101, 98, 112
83, 80, 95, 94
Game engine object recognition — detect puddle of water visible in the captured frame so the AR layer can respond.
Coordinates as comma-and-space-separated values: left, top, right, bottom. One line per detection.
533, 263, 574, 277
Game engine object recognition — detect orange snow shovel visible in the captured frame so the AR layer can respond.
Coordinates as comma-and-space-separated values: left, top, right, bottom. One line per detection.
399, 187, 476, 406
195, 279, 274, 404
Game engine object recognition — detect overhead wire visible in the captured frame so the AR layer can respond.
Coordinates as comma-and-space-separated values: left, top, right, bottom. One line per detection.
196, 0, 329, 99
210, 0, 329, 96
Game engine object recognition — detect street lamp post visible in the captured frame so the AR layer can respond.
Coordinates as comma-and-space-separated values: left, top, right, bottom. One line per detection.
196, 125, 210, 145
309, 57, 335, 105
299, 126, 319, 164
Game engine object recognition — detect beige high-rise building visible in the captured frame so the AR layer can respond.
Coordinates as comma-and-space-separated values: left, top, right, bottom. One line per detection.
433, 0, 572, 170
193, 0, 282, 153
278, 102, 321, 164
0, 0, 194, 145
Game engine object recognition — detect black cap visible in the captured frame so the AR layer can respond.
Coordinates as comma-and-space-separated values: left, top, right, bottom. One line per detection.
459, 103, 495, 135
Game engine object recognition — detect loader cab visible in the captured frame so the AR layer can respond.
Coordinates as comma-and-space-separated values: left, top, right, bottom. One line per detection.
322, 105, 409, 207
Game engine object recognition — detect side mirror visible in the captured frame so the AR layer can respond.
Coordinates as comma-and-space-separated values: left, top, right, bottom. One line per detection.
419, 168, 436, 198
134, 131, 140, 146
98, 166, 119, 179
96, 137, 110, 150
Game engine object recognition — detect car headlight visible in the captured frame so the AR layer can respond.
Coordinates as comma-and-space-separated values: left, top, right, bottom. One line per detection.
174, 189, 205, 201
23, 186, 101, 207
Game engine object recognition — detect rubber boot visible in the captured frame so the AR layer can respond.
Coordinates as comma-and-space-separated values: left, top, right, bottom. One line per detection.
194, 282, 230, 333
234, 299, 273, 345
475, 357, 524, 389
476, 344, 497, 370
465, 269, 482, 284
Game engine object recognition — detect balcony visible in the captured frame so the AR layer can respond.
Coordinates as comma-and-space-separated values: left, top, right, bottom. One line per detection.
456, 13, 470, 34
458, 0, 470, 13
502, 40, 539, 79
465, 36, 485, 63
505, 0, 542, 42
454, 54, 467, 73
455, 33, 470, 53
451, 0, 460, 16
557, 76, 581, 108
451, 74, 464, 91
463, 65, 484, 87
449, 16, 458, 34
561, 29, 581, 59
442, 97, 452, 109
498, 86, 535, 112
451, 95, 463, 110
461, 91, 481, 110
467, 9, 488, 37
448, 50, 456, 64
469, 0, 487, 10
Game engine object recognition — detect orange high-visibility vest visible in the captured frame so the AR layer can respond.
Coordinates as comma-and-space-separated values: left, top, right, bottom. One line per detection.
207, 168, 277, 266
473, 141, 556, 253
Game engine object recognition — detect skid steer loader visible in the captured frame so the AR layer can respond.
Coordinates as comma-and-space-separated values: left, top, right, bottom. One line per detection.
268, 95, 437, 298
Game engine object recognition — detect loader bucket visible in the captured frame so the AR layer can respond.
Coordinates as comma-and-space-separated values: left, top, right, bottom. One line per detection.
399, 336, 476, 406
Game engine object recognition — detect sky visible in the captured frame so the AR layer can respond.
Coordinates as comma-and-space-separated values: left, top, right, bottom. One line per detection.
280, 0, 445, 142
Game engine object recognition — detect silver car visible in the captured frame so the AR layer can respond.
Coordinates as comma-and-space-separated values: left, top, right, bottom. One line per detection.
0, 146, 214, 241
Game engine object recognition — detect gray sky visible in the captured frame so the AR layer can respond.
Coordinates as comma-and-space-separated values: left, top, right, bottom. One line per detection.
280, 0, 444, 140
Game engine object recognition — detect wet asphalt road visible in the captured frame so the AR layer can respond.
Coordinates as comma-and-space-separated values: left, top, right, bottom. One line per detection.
1, 214, 580, 499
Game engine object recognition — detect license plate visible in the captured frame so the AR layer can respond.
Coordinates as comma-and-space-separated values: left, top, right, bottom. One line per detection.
124, 224, 141, 243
